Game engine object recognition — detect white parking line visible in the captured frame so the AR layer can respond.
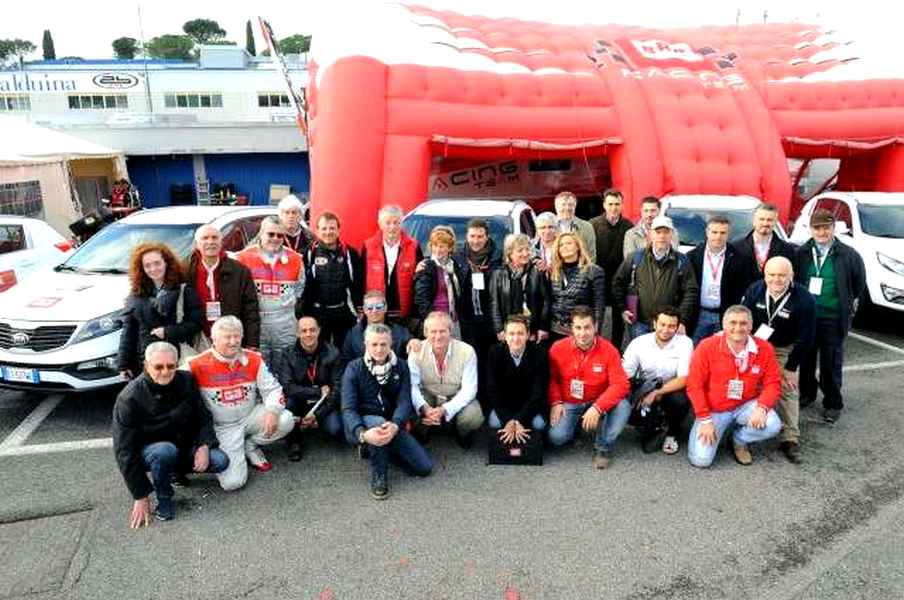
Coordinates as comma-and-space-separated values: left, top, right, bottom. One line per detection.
0, 394, 63, 452
0, 437, 112, 457
850, 332, 904, 356
842, 359, 904, 373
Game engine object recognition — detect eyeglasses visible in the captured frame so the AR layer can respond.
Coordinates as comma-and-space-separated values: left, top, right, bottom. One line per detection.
264, 232, 285, 239
363, 302, 386, 311
151, 363, 177, 372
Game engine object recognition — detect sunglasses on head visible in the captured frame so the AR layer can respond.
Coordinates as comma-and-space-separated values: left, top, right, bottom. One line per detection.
363, 302, 386, 311
151, 363, 177, 372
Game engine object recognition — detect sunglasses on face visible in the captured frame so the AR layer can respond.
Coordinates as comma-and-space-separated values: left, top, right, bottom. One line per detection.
264, 232, 285, 239
151, 363, 177, 372
363, 302, 386, 311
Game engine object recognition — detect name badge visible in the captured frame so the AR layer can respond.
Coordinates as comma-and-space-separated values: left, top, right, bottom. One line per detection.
727, 378, 744, 400
471, 272, 485, 290
570, 379, 584, 400
705, 283, 721, 302
808, 277, 823, 296
205, 301, 222, 321
754, 324, 774, 340
314, 256, 328, 266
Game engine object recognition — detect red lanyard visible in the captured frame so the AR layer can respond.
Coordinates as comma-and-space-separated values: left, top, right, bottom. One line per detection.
706, 251, 725, 280
306, 358, 318, 383
571, 339, 595, 375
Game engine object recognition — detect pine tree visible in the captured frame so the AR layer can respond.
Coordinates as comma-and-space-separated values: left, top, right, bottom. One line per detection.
245, 20, 256, 56
42, 30, 56, 60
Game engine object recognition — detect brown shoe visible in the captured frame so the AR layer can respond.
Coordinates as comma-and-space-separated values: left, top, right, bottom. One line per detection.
592, 450, 610, 470
733, 444, 753, 466
779, 441, 801, 464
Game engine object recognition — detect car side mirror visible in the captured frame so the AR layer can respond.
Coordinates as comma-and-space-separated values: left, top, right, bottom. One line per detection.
835, 221, 850, 236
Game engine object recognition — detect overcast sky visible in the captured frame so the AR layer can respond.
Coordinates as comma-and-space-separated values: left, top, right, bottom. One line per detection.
0, 0, 893, 60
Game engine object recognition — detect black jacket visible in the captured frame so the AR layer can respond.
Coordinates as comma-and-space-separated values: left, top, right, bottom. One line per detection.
273, 341, 343, 420
687, 243, 756, 333
732, 230, 797, 280
340, 320, 411, 368
187, 253, 261, 348
741, 281, 816, 371
118, 284, 203, 371
455, 240, 503, 323
793, 239, 866, 333
486, 342, 548, 427
413, 258, 472, 321
589, 215, 634, 300
487, 263, 551, 334
612, 248, 699, 326
550, 263, 606, 333
341, 357, 413, 444
112, 371, 218, 500
301, 242, 363, 317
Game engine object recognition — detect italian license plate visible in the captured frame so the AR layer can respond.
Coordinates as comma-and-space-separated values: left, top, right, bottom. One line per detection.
0, 366, 40, 384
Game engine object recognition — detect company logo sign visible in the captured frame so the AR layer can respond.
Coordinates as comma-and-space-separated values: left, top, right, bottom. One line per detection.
92, 73, 139, 89
11, 332, 30, 346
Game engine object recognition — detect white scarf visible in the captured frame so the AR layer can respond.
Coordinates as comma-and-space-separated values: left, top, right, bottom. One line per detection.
364, 350, 398, 385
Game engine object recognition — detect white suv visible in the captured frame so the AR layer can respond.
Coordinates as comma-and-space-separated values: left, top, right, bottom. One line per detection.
0, 206, 280, 393
791, 192, 904, 312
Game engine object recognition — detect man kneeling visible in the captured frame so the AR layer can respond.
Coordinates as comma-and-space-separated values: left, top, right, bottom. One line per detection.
189, 316, 295, 491
342, 324, 432, 499
687, 305, 782, 467
113, 342, 228, 526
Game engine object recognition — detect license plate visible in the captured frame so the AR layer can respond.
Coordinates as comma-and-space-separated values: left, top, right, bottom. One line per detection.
0, 366, 40, 384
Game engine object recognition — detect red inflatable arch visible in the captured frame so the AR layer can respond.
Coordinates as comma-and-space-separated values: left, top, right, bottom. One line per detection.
307, 5, 904, 247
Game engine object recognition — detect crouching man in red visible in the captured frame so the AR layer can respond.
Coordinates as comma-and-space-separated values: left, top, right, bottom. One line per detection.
687, 304, 782, 467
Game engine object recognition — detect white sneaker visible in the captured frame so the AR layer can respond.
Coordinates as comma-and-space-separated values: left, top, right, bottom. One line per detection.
244, 442, 272, 471
662, 435, 679, 455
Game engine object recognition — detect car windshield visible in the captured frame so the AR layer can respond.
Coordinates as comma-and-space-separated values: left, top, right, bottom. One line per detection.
58, 223, 198, 273
402, 214, 512, 255
858, 204, 904, 238
666, 208, 758, 247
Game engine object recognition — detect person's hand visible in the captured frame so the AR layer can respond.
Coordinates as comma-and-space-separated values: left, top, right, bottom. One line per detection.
383, 421, 399, 440
550, 403, 565, 426
363, 424, 394, 447
497, 331, 506, 342
697, 420, 717, 446
120, 369, 133, 380
783, 369, 799, 391
641, 391, 659, 408
677, 324, 687, 335
301, 414, 318, 429
421, 406, 444, 426
262, 411, 279, 437
533, 258, 547, 272
622, 311, 636, 325
581, 406, 601, 432
319, 385, 330, 398
407, 339, 423, 355
150, 327, 165, 339
537, 330, 549, 342
415, 259, 428, 273
498, 420, 517, 444
130, 497, 151, 529
513, 421, 531, 444
748, 405, 768, 429
193, 445, 210, 472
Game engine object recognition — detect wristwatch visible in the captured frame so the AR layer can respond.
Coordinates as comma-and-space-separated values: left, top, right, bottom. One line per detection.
358, 429, 367, 444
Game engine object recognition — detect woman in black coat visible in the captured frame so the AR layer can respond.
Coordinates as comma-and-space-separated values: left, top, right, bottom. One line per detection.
413, 226, 470, 339
548, 232, 606, 341
118, 242, 203, 378
488, 233, 551, 342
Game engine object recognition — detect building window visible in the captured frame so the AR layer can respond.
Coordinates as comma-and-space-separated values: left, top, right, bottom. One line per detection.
67, 94, 128, 110
0, 180, 44, 219
258, 92, 290, 108
164, 92, 223, 109
0, 95, 30, 111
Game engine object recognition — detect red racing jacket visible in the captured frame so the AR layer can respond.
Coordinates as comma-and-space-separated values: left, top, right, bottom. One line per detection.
548, 336, 630, 413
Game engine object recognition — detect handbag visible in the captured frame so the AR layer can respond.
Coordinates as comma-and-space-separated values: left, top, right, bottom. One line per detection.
487, 429, 543, 466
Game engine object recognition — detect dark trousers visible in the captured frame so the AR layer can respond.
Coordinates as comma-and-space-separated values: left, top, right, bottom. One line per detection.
312, 306, 356, 349
609, 304, 626, 351
800, 316, 846, 410
141, 441, 229, 501
630, 388, 690, 438
462, 317, 496, 414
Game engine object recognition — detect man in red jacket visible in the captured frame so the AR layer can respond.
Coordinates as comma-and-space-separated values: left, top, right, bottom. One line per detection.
548, 305, 631, 469
686, 304, 782, 467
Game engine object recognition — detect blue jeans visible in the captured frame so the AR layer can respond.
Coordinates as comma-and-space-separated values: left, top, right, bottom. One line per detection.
320, 411, 343, 438
547, 399, 631, 453
141, 441, 229, 500
488, 410, 546, 431
361, 415, 432, 479
692, 309, 721, 346
687, 400, 781, 468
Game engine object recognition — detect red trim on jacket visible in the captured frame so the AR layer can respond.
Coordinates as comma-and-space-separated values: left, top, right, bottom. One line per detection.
686, 333, 781, 419
548, 336, 630, 413
363, 231, 418, 318
235, 247, 304, 298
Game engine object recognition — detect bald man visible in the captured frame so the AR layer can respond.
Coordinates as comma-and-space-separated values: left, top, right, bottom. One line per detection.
741, 256, 816, 463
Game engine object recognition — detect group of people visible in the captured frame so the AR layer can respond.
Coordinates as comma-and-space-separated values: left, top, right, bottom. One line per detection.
112, 189, 866, 527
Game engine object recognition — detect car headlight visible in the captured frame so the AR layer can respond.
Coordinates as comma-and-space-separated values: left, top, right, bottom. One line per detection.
877, 252, 904, 277
71, 310, 125, 344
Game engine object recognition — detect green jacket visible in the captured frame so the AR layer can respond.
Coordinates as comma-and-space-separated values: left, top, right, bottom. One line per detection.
611, 247, 699, 326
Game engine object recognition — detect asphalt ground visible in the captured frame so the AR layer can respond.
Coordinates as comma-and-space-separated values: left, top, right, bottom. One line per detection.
1, 307, 903, 599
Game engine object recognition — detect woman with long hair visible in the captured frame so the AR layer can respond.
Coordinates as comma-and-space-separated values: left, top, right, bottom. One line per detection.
548, 232, 606, 341
117, 242, 203, 378
413, 226, 470, 339
488, 233, 551, 341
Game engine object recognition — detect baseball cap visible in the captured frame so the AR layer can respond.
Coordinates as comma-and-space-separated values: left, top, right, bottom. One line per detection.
651, 215, 674, 230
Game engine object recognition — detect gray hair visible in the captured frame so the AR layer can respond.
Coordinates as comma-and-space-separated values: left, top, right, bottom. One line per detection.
253, 215, 284, 246
503, 233, 532, 267
535, 212, 557, 227
278, 194, 304, 211
193, 224, 221, 244
722, 304, 753, 324
211, 315, 244, 339
145, 341, 178, 363
423, 311, 453, 334
377, 205, 404, 221
364, 323, 393, 342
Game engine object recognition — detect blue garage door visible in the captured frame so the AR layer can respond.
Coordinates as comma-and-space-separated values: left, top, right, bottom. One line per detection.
126, 155, 195, 208
204, 153, 310, 206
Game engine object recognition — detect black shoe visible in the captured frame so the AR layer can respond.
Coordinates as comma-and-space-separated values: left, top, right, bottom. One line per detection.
155, 497, 175, 521
779, 441, 801, 464
171, 473, 191, 488
357, 443, 371, 461
823, 408, 841, 423
287, 441, 303, 462
370, 473, 389, 500
641, 430, 666, 454
799, 396, 816, 408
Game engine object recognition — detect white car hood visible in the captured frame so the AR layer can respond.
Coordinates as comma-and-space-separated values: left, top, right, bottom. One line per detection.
862, 235, 904, 258
0, 270, 129, 323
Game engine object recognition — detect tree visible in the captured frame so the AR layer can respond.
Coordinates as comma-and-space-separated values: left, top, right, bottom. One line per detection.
245, 20, 256, 56
278, 34, 311, 55
112, 37, 141, 59
0, 39, 36, 66
145, 35, 194, 61
182, 18, 227, 45
42, 30, 56, 60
